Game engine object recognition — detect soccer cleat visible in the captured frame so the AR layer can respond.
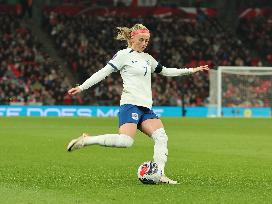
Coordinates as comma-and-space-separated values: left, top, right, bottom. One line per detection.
159, 175, 180, 185
67, 133, 89, 152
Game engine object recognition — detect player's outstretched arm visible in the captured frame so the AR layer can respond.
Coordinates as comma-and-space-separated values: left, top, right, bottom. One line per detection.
159, 64, 209, 77
67, 65, 114, 96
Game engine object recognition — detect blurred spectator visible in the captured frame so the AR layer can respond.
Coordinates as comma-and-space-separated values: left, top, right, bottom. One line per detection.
19, 0, 33, 19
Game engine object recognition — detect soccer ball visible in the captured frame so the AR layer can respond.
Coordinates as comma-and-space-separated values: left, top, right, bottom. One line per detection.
137, 161, 162, 184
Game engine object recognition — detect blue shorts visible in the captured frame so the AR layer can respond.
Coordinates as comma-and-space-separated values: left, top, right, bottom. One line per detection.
118, 104, 159, 127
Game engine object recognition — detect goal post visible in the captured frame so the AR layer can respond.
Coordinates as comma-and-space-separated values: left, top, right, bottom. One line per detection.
209, 66, 272, 117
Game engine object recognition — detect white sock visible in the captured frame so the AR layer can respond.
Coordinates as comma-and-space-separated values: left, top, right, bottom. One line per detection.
151, 128, 168, 175
84, 134, 134, 148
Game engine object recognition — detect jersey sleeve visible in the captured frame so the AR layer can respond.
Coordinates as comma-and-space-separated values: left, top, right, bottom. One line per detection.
149, 54, 163, 74
148, 54, 193, 76
107, 51, 126, 72
160, 67, 194, 76
78, 64, 114, 91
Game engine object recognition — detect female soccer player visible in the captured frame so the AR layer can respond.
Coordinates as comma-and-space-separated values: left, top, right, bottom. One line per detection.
67, 24, 209, 184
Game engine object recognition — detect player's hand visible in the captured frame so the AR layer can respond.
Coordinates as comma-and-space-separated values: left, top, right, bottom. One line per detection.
192, 65, 209, 73
68, 87, 81, 95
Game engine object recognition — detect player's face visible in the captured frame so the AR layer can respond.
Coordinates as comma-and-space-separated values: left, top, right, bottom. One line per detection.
131, 33, 150, 52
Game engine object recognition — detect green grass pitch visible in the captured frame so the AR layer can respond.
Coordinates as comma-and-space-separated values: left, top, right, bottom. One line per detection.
0, 117, 272, 203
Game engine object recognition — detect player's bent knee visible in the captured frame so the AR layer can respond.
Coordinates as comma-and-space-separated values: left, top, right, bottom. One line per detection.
120, 134, 134, 147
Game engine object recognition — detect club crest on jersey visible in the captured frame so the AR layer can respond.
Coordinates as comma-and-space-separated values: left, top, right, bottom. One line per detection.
132, 113, 139, 120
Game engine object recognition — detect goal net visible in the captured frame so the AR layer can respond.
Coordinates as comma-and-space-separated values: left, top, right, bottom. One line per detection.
209, 66, 272, 117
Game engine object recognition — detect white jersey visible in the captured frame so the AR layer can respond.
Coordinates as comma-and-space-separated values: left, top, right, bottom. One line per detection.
78, 48, 193, 109
108, 48, 158, 108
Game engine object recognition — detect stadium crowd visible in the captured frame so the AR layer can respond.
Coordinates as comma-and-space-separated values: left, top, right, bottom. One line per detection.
237, 14, 272, 65
220, 14, 272, 108
0, 13, 71, 105
43, 11, 267, 106
222, 74, 272, 107
1, 7, 271, 107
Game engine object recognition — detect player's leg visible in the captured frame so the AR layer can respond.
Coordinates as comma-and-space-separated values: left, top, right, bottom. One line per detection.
140, 118, 179, 184
67, 124, 136, 151
139, 118, 167, 173
67, 104, 140, 151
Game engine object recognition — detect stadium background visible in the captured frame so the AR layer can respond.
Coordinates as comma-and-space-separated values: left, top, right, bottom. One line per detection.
0, 0, 271, 117
0, 0, 272, 203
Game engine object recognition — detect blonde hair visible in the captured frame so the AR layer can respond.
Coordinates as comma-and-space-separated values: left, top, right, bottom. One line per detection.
115, 24, 149, 47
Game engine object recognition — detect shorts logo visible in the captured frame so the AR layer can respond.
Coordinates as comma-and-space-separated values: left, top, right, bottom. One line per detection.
132, 113, 139, 120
